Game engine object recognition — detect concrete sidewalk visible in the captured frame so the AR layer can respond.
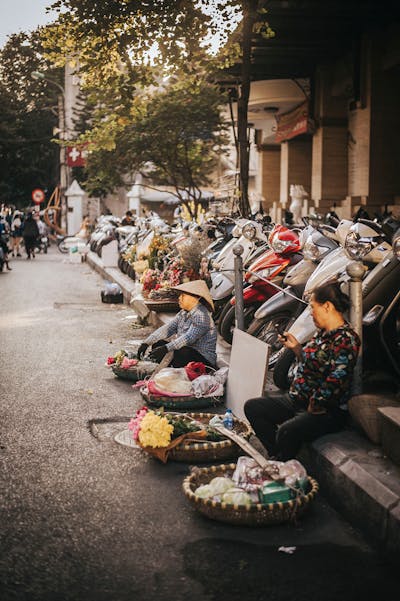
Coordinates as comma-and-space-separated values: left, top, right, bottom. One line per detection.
87, 250, 400, 553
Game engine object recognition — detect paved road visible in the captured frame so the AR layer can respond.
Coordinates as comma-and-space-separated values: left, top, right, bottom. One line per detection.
1, 248, 399, 601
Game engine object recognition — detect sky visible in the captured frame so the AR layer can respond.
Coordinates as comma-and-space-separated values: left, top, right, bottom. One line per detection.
0, 0, 56, 48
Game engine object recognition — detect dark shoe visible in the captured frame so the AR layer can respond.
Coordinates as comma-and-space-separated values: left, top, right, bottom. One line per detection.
6, 263, 12, 271
32, 253, 35, 259
17, 253, 21, 257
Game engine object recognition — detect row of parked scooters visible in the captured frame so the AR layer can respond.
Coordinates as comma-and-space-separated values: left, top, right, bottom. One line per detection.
85, 210, 400, 392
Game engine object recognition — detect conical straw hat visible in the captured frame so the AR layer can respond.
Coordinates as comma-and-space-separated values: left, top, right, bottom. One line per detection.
172, 280, 214, 311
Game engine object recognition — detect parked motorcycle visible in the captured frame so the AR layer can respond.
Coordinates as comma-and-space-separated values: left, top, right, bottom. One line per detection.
218, 224, 302, 344
246, 223, 338, 364
272, 218, 396, 390
209, 219, 270, 319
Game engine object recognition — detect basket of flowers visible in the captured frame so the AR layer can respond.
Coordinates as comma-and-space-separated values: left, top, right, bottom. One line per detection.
182, 459, 319, 526
106, 350, 157, 382
143, 287, 180, 313
128, 408, 251, 463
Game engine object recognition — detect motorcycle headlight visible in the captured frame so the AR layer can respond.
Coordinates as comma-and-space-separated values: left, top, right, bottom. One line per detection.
302, 238, 321, 261
247, 267, 274, 283
393, 236, 400, 261
270, 238, 292, 253
345, 232, 373, 260
242, 223, 257, 240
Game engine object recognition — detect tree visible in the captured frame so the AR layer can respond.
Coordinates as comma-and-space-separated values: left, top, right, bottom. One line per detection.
0, 31, 63, 206
120, 75, 228, 218
43, 0, 274, 215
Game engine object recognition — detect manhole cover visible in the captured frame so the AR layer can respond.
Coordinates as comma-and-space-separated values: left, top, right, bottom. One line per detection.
89, 416, 130, 441
114, 429, 140, 449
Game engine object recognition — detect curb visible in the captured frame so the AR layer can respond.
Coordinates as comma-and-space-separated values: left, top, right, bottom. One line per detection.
86, 249, 400, 553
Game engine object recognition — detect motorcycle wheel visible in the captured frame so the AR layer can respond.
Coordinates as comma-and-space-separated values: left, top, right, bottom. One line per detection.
217, 299, 234, 333
127, 264, 136, 280
44, 244, 48, 254
121, 259, 129, 274
247, 311, 294, 367
57, 238, 69, 254
90, 240, 97, 252
117, 255, 124, 271
272, 348, 296, 390
219, 304, 259, 345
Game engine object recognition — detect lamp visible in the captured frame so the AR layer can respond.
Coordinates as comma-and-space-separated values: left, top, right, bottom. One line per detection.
31, 70, 68, 231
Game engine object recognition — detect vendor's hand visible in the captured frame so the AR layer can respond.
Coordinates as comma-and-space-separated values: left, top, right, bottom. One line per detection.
279, 332, 302, 358
137, 342, 149, 360
149, 345, 168, 363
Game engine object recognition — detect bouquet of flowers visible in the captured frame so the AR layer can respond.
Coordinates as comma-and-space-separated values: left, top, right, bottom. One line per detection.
140, 268, 161, 298
128, 407, 222, 462
148, 235, 170, 270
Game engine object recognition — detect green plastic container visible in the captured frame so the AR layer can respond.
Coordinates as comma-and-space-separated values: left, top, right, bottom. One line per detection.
258, 481, 294, 504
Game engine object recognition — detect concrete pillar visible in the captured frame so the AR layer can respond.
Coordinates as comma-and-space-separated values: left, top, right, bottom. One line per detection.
65, 179, 85, 235
280, 138, 312, 208
127, 175, 142, 216
259, 145, 281, 215
311, 65, 348, 213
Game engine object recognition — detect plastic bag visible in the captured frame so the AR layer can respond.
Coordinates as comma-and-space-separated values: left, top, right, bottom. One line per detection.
153, 368, 193, 395
192, 375, 224, 398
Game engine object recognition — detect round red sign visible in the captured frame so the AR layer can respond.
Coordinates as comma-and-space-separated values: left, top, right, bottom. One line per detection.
32, 188, 45, 204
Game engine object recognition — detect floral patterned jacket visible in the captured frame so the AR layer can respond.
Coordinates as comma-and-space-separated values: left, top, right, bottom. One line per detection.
289, 324, 361, 413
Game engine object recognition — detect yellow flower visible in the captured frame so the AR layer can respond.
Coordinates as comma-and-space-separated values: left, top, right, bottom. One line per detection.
138, 411, 174, 448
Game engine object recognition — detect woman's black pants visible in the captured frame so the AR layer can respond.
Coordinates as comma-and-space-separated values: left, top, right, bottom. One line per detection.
244, 392, 346, 461
152, 339, 214, 368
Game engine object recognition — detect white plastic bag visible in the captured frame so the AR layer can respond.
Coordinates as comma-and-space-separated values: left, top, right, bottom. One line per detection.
153, 368, 193, 395
192, 374, 224, 398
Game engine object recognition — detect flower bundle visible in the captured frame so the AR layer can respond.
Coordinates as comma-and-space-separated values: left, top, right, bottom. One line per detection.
129, 407, 174, 448
106, 349, 127, 366
140, 268, 161, 297
128, 407, 223, 450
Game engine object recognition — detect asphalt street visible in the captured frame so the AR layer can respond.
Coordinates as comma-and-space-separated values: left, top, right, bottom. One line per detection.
1, 247, 399, 601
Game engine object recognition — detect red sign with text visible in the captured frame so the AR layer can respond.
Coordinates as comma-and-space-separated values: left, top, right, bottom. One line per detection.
275, 101, 309, 143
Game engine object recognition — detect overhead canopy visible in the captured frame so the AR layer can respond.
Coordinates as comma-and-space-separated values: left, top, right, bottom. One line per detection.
223, 0, 399, 82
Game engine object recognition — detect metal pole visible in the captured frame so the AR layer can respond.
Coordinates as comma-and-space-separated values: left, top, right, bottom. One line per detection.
58, 93, 68, 232
233, 244, 244, 331
346, 260, 366, 395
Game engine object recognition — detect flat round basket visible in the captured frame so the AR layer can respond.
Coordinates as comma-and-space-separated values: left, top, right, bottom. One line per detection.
140, 387, 223, 410
169, 413, 252, 462
111, 362, 156, 382
143, 299, 180, 313
183, 463, 319, 527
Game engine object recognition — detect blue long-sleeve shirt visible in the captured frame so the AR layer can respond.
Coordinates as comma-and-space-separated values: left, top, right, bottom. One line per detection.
145, 303, 217, 366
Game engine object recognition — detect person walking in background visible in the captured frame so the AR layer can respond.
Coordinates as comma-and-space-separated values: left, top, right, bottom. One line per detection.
22, 212, 39, 259
10, 210, 24, 257
244, 283, 360, 461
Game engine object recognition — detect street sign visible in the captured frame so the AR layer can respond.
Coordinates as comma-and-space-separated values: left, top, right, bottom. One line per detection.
32, 188, 45, 204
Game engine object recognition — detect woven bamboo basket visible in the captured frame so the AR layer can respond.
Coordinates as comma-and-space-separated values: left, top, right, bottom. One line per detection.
143, 299, 180, 313
168, 413, 252, 462
111, 362, 156, 382
140, 387, 224, 410
183, 463, 319, 526
348, 394, 400, 444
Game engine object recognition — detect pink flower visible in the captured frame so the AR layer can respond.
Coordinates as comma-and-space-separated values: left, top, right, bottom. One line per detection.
128, 406, 149, 441
107, 356, 116, 365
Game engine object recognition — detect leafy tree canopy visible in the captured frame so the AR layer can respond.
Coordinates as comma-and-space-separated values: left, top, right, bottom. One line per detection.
0, 31, 63, 206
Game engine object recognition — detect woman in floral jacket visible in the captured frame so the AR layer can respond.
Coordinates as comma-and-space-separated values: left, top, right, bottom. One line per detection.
245, 283, 360, 461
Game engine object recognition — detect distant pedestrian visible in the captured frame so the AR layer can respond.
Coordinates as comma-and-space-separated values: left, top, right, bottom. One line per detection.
121, 210, 135, 226
22, 212, 40, 259
10, 210, 24, 257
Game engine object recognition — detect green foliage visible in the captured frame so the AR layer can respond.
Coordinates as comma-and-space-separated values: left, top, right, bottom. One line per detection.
0, 31, 62, 206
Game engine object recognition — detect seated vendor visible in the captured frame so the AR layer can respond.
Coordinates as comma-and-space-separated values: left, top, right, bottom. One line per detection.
244, 283, 360, 461
137, 280, 217, 368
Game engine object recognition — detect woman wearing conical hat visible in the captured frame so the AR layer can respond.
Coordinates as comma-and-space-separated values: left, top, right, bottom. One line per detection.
137, 280, 217, 368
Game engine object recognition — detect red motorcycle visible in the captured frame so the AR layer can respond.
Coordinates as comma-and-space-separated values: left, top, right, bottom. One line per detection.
218, 224, 302, 344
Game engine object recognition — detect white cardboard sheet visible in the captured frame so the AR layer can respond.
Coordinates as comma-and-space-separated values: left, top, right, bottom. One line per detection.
226, 328, 269, 420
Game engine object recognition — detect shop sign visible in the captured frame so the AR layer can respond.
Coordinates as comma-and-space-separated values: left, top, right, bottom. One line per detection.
275, 101, 309, 143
